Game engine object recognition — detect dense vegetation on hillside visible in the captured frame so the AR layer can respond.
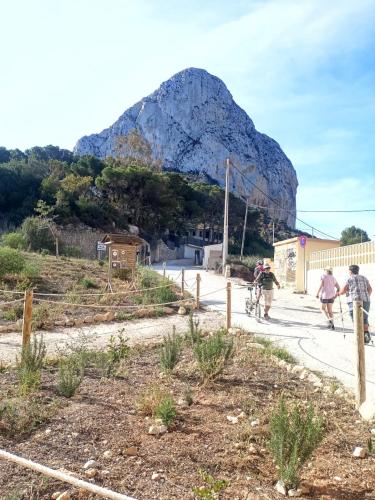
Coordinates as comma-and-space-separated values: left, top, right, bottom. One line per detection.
0, 145, 297, 255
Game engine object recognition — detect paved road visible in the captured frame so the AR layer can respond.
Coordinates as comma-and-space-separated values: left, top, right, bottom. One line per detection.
155, 260, 375, 402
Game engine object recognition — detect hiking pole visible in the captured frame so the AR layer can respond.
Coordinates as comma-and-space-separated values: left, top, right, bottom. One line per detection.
338, 295, 346, 340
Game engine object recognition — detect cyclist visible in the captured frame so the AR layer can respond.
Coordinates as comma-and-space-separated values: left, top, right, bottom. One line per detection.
255, 263, 280, 319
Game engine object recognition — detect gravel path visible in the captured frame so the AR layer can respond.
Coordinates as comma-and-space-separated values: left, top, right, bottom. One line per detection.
0, 310, 224, 363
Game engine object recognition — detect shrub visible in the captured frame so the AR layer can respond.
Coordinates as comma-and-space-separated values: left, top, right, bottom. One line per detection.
253, 336, 295, 364
154, 395, 177, 427
57, 355, 84, 397
135, 267, 177, 305
186, 312, 202, 345
159, 328, 182, 373
0, 247, 25, 278
17, 335, 46, 395
21, 216, 55, 253
21, 263, 40, 280
1, 232, 26, 250
32, 304, 52, 330
107, 330, 130, 365
2, 304, 23, 321
270, 347, 295, 364
137, 385, 169, 416
269, 397, 324, 490
193, 329, 233, 382
192, 470, 230, 499
0, 396, 57, 438
79, 277, 97, 289
62, 245, 82, 258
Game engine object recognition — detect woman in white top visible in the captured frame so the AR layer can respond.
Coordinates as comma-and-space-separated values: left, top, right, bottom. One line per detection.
316, 267, 340, 330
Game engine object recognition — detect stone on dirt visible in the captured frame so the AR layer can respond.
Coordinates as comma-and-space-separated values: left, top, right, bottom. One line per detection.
104, 311, 115, 321
359, 400, 375, 421
291, 365, 304, 374
83, 459, 96, 469
352, 446, 367, 458
56, 493, 71, 500
227, 415, 239, 424
178, 306, 187, 315
148, 424, 167, 435
85, 468, 98, 478
124, 446, 138, 456
275, 480, 287, 495
247, 343, 265, 350
103, 450, 112, 459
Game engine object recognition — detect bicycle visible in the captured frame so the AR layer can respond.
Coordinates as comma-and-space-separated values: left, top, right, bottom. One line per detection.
245, 282, 262, 318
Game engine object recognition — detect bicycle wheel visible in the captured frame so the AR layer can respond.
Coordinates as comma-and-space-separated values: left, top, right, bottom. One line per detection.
245, 298, 254, 316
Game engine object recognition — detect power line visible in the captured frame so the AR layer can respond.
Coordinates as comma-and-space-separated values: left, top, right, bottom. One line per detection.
298, 209, 375, 213
231, 164, 338, 240
245, 204, 375, 214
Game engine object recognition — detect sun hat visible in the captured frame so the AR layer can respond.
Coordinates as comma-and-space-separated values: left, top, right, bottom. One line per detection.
264, 263, 271, 269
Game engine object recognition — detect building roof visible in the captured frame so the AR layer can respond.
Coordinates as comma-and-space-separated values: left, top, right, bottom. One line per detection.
101, 233, 146, 246
273, 236, 340, 247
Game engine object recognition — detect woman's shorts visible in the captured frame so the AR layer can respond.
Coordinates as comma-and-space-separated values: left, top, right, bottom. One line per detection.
321, 298, 334, 304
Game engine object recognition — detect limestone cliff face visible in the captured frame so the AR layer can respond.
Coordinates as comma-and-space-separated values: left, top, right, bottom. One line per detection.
74, 68, 297, 226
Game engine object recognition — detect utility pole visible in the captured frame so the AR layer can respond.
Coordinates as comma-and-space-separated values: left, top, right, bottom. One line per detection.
222, 158, 230, 274
240, 197, 249, 261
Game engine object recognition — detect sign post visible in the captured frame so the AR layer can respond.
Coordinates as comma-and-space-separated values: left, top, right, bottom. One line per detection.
97, 241, 106, 261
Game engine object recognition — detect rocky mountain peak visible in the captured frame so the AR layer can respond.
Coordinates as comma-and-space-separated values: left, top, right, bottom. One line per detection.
74, 68, 297, 226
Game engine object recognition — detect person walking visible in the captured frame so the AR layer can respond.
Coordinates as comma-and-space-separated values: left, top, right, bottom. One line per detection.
255, 263, 280, 320
338, 264, 372, 343
253, 259, 264, 302
253, 260, 264, 280
316, 267, 340, 330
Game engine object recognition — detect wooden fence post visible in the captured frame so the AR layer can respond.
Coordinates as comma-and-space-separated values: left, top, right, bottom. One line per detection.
196, 273, 201, 309
22, 290, 33, 348
181, 268, 185, 297
226, 281, 232, 330
163, 262, 166, 278
353, 300, 366, 407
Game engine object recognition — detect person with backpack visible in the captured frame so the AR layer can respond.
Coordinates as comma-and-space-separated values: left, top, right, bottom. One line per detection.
253, 260, 264, 302
253, 260, 264, 280
316, 267, 340, 330
338, 264, 372, 343
255, 263, 280, 319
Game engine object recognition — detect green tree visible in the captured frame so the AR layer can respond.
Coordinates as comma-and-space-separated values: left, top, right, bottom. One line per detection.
340, 226, 370, 246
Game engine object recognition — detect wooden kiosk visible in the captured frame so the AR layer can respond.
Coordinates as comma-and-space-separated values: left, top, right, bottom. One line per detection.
101, 233, 148, 291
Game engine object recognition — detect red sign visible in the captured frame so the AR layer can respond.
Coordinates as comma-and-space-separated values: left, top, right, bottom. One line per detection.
299, 235, 307, 247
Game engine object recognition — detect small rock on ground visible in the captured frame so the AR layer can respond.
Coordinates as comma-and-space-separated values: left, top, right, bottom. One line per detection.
353, 446, 367, 458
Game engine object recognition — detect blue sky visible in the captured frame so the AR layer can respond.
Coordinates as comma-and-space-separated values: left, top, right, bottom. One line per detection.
1, 0, 374, 239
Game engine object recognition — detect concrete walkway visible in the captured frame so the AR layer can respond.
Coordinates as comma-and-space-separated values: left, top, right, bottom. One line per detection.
155, 259, 375, 402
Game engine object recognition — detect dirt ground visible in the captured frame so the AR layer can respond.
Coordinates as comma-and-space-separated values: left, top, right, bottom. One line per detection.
0, 322, 375, 499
